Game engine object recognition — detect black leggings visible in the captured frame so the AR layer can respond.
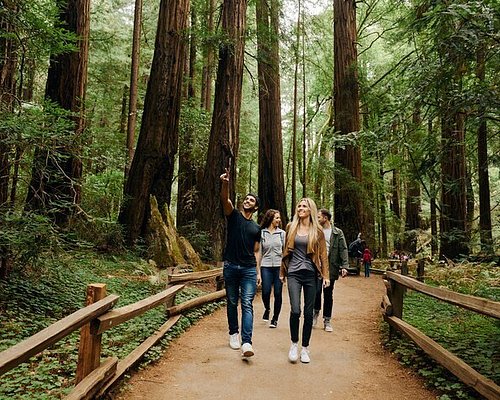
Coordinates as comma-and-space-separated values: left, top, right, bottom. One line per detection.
287, 270, 317, 347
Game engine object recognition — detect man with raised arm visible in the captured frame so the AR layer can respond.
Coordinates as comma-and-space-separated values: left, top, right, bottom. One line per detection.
220, 168, 261, 358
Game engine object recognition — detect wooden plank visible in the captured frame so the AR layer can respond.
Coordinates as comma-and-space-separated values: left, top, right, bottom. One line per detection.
386, 272, 500, 319
168, 268, 223, 283
0, 294, 119, 376
386, 316, 500, 400
93, 284, 185, 335
381, 294, 393, 316
76, 284, 107, 384
370, 267, 386, 275
167, 289, 226, 316
64, 357, 118, 400
96, 315, 181, 397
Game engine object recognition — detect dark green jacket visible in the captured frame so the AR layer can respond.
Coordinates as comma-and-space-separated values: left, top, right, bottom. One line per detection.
328, 226, 349, 281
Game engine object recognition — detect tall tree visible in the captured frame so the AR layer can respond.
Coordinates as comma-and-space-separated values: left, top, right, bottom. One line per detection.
196, 0, 248, 258
476, 45, 493, 254
125, 0, 143, 178
440, 101, 469, 259
256, 0, 287, 221
119, 0, 190, 243
403, 110, 422, 254
25, 0, 90, 225
333, 0, 363, 243
0, 0, 18, 208
177, 7, 201, 229
290, 1, 300, 213
200, 0, 216, 111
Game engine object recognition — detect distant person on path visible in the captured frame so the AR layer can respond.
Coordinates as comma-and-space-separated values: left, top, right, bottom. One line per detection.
362, 247, 373, 278
314, 209, 348, 331
348, 233, 365, 274
280, 198, 330, 364
220, 168, 261, 358
258, 209, 285, 328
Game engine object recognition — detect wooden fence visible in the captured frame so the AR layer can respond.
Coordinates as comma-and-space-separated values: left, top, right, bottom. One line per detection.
381, 270, 500, 399
0, 268, 224, 400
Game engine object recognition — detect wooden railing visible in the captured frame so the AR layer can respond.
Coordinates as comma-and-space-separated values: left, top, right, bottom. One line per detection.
0, 268, 224, 400
371, 259, 425, 281
381, 270, 500, 399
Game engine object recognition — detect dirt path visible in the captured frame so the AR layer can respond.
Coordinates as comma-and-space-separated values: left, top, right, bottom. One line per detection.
115, 275, 437, 400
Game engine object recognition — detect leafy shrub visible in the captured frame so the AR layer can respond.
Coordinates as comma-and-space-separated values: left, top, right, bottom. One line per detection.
71, 217, 125, 253
382, 262, 500, 399
0, 251, 224, 399
0, 211, 63, 269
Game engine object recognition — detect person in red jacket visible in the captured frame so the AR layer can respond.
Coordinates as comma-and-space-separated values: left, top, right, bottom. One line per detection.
362, 247, 372, 278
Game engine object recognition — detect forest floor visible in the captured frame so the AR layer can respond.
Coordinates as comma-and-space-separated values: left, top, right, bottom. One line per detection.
114, 274, 438, 400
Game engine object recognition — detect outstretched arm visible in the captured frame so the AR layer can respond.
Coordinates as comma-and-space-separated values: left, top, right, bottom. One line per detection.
220, 168, 234, 216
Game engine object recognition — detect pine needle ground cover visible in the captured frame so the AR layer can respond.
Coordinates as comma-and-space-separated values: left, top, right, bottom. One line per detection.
0, 252, 223, 399
382, 263, 500, 400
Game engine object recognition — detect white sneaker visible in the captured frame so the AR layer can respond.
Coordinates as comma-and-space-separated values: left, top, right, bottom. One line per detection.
300, 347, 310, 363
241, 342, 254, 357
312, 311, 319, 327
288, 342, 299, 363
324, 321, 333, 332
229, 333, 240, 350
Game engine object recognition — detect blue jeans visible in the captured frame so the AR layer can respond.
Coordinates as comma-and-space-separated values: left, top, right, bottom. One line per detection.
223, 261, 257, 345
364, 262, 371, 277
261, 267, 283, 321
287, 270, 317, 347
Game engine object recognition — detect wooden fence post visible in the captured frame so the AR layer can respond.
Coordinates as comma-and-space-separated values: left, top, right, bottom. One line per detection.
165, 267, 177, 309
388, 278, 405, 339
75, 283, 107, 384
417, 259, 425, 282
401, 260, 408, 276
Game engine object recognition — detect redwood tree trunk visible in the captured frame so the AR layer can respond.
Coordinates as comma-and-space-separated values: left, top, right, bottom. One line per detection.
256, 0, 287, 221
439, 107, 469, 259
177, 7, 199, 229
333, 0, 363, 243
196, 0, 247, 259
0, 0, 18, 207
476, 46, 493, 253
125, 0, 143, 177
403, 110, 421, 255
200, 0, 215, 111
25, 0, 90, 226
119, 0, 189, 243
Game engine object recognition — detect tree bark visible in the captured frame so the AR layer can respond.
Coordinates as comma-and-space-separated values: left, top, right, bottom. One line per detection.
256, 0, 287, 222
196, 0, 247, 259
200, 0, 215, 111
25, 0, 90, 226
0, 0, 18, 207
177, 7, 200, 229
333, 0, 363, 243
125, 0, 143, 178
476, 46, 493, 254
403, 110, 421, 255
119, 0, 189, 243
291, 1, 300, 213
439, 105, 469, 259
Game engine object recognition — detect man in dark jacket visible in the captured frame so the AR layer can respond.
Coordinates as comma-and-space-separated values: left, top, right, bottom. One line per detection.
316, 223, 348, 332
